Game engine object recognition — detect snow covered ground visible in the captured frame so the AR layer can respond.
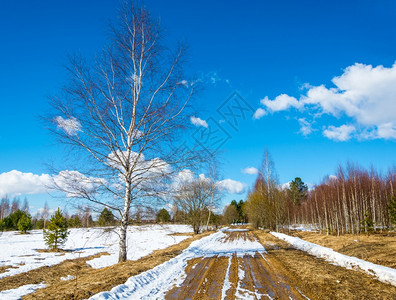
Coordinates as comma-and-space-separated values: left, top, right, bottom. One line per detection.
271, 232, 396, 287
281, 224, 318, 232
0, 224, 192, 280
0, 283, 47, 300
90, 228, 266, 300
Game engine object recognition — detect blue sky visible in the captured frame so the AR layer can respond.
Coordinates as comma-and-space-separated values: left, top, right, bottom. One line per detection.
1, 0, 396, 214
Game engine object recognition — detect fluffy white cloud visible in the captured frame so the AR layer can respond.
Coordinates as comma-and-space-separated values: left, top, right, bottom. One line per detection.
55, 116, 81, 136
280, 182, 290, 190
260, 94, 301, 112
329, 175, 337, 181
174, 169, 195, 184
53, 170, 104, 196
298, 118, 313, 136
256, 62, 396, 140
253, 108, 266, 120
0, 170, 52, 197
323, 124, 356, 141
107, 150, 170, 176
0, 170, 104, 198
173, 170, 246, 195
217, 179, 247, 194
190, 116, 208, 128
242, 167, 258, 175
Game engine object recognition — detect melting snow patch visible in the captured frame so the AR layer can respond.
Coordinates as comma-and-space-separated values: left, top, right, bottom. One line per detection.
60, 274, 76, 281
221, 256, 232, 299
0, 282, 46, 300
271, 232, 396, 287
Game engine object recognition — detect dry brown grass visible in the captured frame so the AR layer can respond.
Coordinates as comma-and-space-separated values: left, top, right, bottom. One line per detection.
289, 231, 396, 269
168, 232, 195, 237
254, 231, 396, 300
0, 265, 16, 274
19, 232, 211, 299
0, 252, 110, 292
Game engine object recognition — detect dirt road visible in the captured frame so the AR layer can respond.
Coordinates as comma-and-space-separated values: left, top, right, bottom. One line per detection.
166, 230, 308, 299
164, 229, 396, 300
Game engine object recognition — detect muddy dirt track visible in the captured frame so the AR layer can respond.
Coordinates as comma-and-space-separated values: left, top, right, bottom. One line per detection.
166, 231, 308, 299
164, 230, 396, 300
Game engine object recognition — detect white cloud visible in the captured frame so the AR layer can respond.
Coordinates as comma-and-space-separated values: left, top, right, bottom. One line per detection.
190, 116, 208, 128
260, 94, 301, 112
173, 170, 246, 194
0, 170, 52, 197
329, 175, 337, 181
255, 62, 396, 140
53, 170, 104, 196
298, 118, 313, 136
280, 182, 290, 190
175, 169, 195, 183
177, 80, 189, 87
55, 116, 81, 136
0, 169, 105, 198
217, 179, 247, 194
253, 108, 266, 120
242, 167, 258, 175
376, 123, 396, 139
323, 124, 356, 141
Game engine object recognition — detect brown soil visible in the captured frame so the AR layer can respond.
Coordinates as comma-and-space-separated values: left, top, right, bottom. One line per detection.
166, 230, 396, 300
254, 231, 396, 300
166, 231, 307, 300
221, 230, 256, 242
19, 231, 212, 299
288, 231, 396, 268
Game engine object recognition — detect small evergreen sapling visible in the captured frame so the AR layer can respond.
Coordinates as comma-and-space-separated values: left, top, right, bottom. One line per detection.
156, 208, 170, 223
387, 194, 396, 227
44, 208, 69, 250
97, 207, 116, 227
360, 211, 374, 235
18, 213, 32, 234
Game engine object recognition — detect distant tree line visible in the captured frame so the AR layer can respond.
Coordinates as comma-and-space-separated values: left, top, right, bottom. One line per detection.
242, 149, 396, 235
1, 196, 224, 232
223, 200, 247, 224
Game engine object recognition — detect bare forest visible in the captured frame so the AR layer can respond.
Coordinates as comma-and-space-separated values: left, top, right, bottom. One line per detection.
245, 152, 396, 235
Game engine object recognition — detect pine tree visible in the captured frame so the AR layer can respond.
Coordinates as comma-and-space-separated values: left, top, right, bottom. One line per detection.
97, 208, 116, 226
156, 208, 170, 223
387, 194, 396, 226
288, 177, 308, 205
44, 208, 69, 250
68, 215, 82, 228
361, 211, 374, 235
18, 212, 32, 234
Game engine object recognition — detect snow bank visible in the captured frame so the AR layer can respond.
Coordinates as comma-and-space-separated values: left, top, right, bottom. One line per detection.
0, 225, 192, 278
0, 283, 46, 300
271, 232, 396, 286
90, 230, 266, 299
282, 224, 318, 232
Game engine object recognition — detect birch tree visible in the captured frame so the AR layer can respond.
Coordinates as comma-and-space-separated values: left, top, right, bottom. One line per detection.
48, 1, 203, 262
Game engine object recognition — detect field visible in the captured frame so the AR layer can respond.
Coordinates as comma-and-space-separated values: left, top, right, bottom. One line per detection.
1, 226, 396, 299
287, 231, 396, 268
0, 225, 193, 299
